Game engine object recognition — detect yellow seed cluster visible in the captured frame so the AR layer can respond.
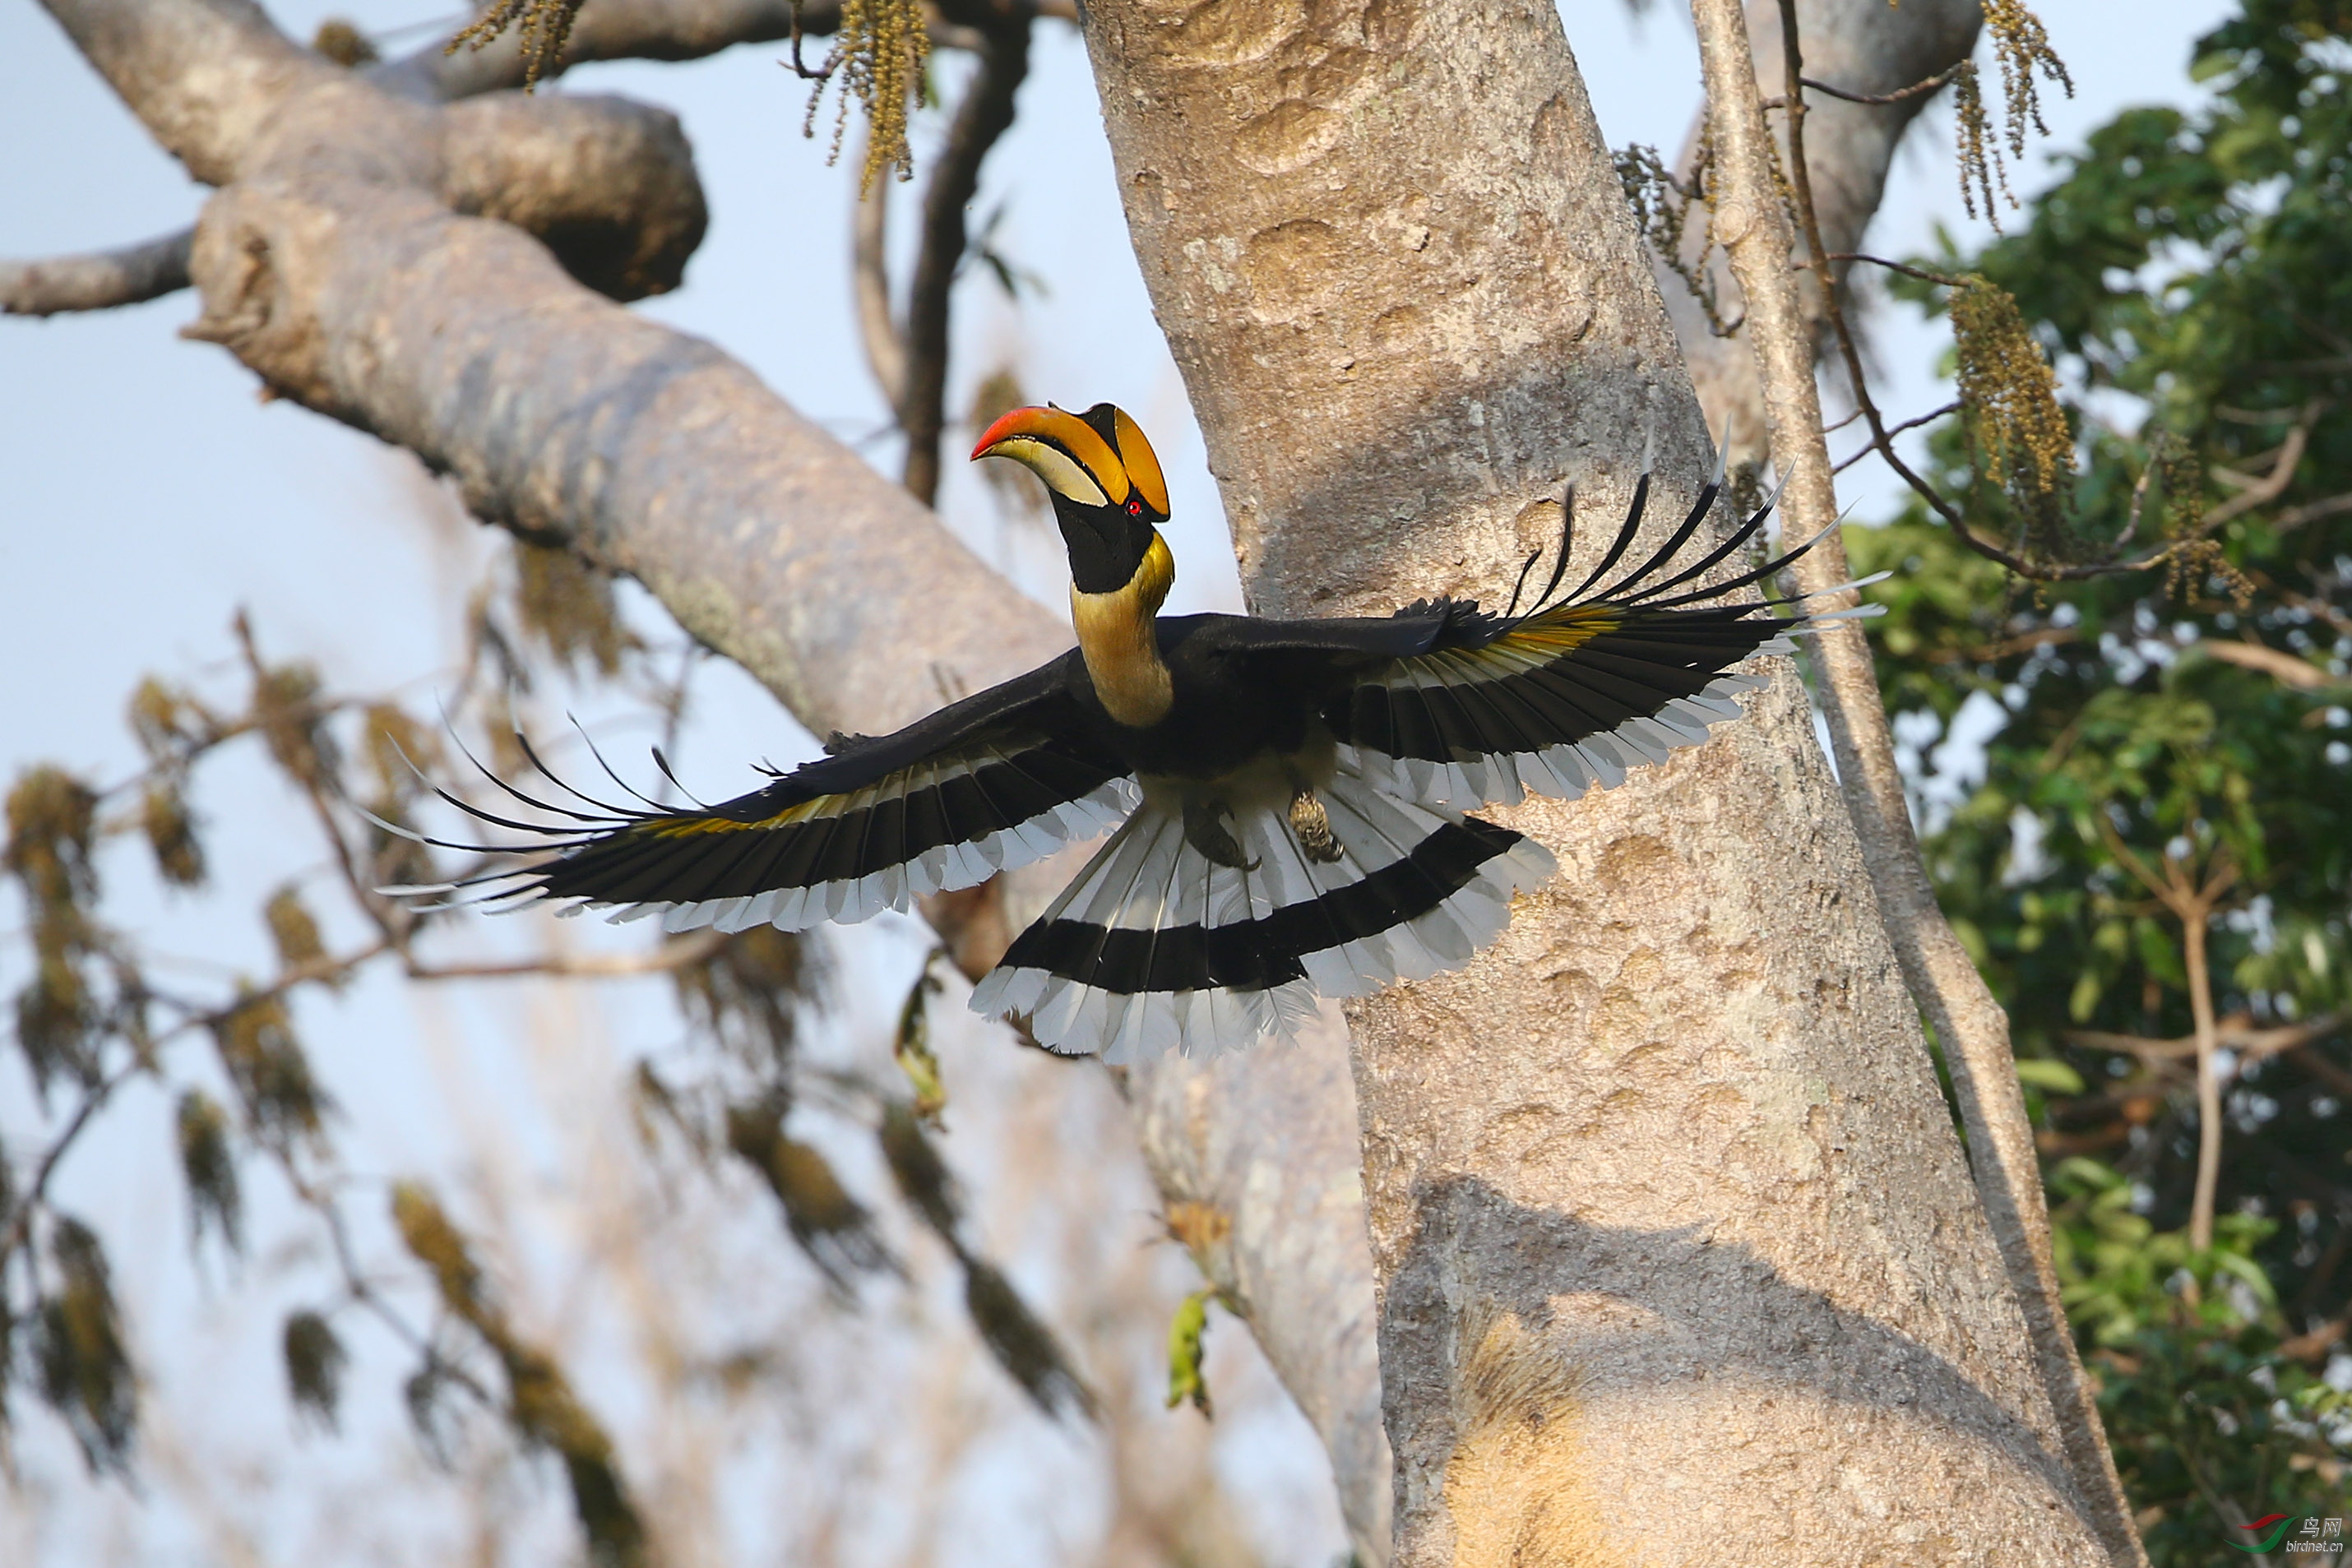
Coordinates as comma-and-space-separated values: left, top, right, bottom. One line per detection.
447, 0, 586, 93
2160, 538, 2257, 609
1953, 2, 2074, 230
1952, 275, 2076, 553
805, 0, 933, 193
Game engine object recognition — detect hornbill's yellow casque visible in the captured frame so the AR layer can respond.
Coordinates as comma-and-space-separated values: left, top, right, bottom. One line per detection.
391, 404, 1876, 1062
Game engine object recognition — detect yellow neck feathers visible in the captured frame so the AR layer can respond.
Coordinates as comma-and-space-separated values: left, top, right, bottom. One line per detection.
1071, 531, 1176, 728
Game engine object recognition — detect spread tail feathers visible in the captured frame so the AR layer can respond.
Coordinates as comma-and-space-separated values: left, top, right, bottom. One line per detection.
970, 761, 1554, 1062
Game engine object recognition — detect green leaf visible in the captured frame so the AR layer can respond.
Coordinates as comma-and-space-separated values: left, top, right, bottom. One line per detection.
1166, 1288, 1217, 1417
2015, 1057, 2087, 1095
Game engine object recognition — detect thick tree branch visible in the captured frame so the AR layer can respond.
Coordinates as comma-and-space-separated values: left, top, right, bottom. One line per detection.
1691, 1, 2146, 1561
899, 17, 1031, 505
28, 0, 1387, 1538
0, 229, 192, 317
7, 0, 833, 315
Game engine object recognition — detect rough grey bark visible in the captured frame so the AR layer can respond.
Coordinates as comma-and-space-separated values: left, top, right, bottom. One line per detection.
23, 0, 1394, 1548
1663, 0, 1981, 456
1078, 0, 2107, 1559
1689, 1, 2146, 1560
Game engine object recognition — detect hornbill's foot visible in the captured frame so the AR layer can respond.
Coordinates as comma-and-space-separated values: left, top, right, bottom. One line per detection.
1183, 798, 1259, 870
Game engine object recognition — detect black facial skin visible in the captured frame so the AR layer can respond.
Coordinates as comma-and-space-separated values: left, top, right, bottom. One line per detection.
1053, 493, 1162, 594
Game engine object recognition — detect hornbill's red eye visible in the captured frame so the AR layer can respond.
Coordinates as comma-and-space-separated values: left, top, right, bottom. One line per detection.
1127, 499, 1144, 516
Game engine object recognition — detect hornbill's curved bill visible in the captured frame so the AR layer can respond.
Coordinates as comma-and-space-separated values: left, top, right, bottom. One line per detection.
386, 403, 1880, 1062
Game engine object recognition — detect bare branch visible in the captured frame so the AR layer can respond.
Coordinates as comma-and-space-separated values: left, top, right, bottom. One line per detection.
2197, 639, 2340, 690
853, 134, 908, 410
2199, 405, 2317, 527
899, 16, 1031, 504
0, 229, 192, 317
2066, 1011, 2347, 1062
1799, 64, 1961, 106
407, 931, 729, 982
1692, 0, 2147, 1558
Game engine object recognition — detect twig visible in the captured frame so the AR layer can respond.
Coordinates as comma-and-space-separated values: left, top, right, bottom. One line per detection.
1799, 66, 1962, 106
407, 929, 728, 982
1827, 251, 1966, 289
898, 14, 1032, 504
852, 125, 907, 409
1833, 399, 1960, 474
2066, 1011, 2345, 1062
2199, 405, 2317, 527
2092, 817, 2238, 1251
0, 1061, 141, 1263
0, 229, 193, 317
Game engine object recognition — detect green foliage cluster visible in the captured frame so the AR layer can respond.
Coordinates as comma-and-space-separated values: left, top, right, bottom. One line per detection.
1859, 0, 2352, 1547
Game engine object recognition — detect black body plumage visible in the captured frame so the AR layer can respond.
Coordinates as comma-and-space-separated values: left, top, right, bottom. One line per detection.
385, 407, 1877, 1061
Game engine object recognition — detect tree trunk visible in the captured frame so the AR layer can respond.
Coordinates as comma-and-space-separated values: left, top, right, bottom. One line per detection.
1080, 0, 2108, 1559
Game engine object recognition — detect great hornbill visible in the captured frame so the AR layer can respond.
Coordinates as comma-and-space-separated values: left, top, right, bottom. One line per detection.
391, 404, 1875, 1061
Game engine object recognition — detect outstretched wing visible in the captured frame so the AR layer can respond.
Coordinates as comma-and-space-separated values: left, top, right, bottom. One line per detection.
392, 653, 1136, 933
1230, 465, 1878, 808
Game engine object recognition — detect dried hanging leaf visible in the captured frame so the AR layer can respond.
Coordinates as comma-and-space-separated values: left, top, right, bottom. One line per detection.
391, 1181, 487, 1317
264, 886, 328, 977
211, 991, 332, 1148
282, 1309, 347, 1432
1953, 2, 2074, 230
6, 767, 104, 1096
629, 1059, 710, 1159
725, 1103, 896, 1290
403, 1361, 463, 1467
252, 661, 340, 793
513, 539, 640, 678
361, 702, 442, 814
1616, 137, 1738, 337
176, 1089, 242, 1256
35, 1217, 137, 1473
964, 1258, 1097, 1422
140, 781, 206, 888
390, 1182, 646, 1566
1952, 275, 2077, 558
891, 954, 947, 1126
878, 1100, 958, 1237
127, 676, 206, 762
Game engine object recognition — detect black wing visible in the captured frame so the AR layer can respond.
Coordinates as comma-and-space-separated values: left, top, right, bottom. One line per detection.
392, 652, 1135, 933
1224, 469, 1875, 807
